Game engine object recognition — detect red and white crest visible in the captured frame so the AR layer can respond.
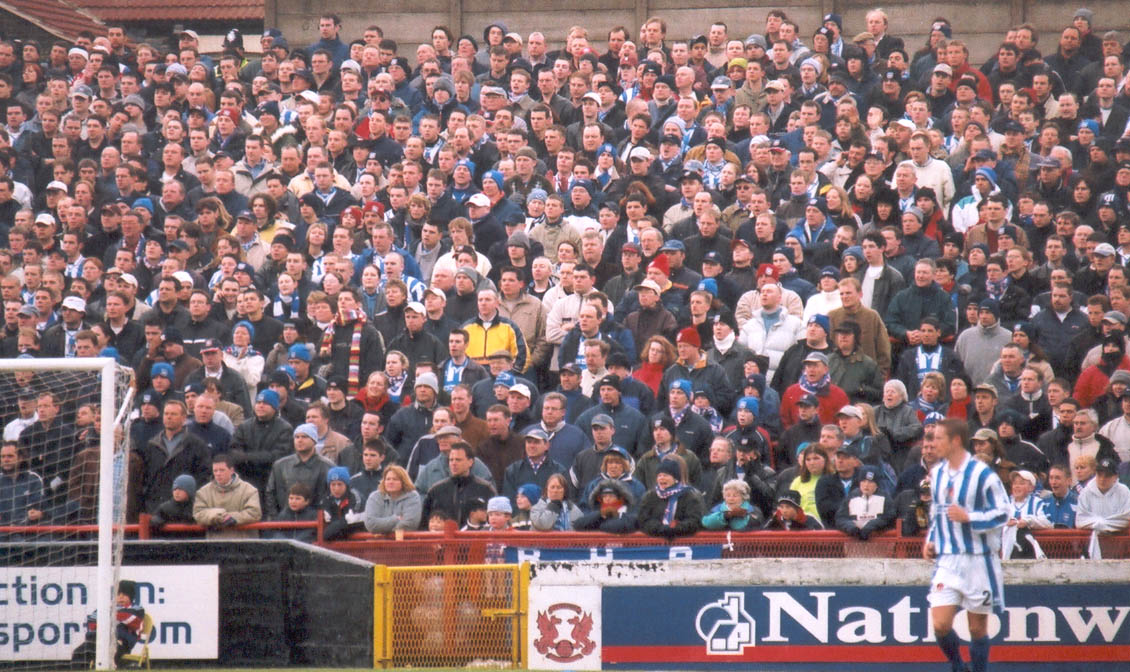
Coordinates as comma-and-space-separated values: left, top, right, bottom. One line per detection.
533, 602, 596, 663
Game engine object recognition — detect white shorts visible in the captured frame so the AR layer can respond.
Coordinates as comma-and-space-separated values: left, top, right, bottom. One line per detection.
927, 553, 1005, 614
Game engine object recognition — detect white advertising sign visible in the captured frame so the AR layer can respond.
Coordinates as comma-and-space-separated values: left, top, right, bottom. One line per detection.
528, 584, 602, 670
0, 565, 219, 660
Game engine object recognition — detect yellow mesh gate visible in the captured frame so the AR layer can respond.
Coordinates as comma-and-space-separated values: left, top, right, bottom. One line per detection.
374, 563, 528, 668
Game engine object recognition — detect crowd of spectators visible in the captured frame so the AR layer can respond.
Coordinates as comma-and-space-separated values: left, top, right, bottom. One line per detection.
2, 9, 1130, 549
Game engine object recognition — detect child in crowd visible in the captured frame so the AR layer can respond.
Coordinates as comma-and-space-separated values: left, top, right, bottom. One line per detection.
150, 473, 198, 537
272, 482, 319, 543
322, 466, 363, 540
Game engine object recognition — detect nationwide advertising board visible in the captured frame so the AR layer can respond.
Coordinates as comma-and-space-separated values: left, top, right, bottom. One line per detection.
1, 565, 219, 661
529, 581, 1130, 670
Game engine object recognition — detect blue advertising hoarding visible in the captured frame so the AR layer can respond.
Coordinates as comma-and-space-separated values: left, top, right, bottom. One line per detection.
601, 584, 1130, 670
504, 545, 724, 562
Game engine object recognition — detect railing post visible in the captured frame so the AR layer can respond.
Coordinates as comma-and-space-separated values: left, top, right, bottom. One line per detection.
138, 513, 151, 540
316, 511, 325, 544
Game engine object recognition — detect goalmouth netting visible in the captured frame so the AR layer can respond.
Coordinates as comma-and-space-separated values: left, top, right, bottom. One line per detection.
0, 358, 134, 670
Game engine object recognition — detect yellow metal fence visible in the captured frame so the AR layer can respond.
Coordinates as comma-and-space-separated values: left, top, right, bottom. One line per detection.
374, 563, 528, 668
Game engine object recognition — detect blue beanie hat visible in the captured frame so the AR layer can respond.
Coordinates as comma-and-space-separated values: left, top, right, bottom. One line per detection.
807, 314, 831, 335
172, 474, 197, 498
327, 466, 351, 484
696, 278, 718, 296
483, 169, 504, 190
669, 378, 693, 398
737, 396, 760, 415
526, 188, 548, 205
288, 343, 311, 362
517, 483, 541, 502
150, 362, 174, 380
233, 320, 255, 340
255, 389, 280, 410
974, 167, 998, 188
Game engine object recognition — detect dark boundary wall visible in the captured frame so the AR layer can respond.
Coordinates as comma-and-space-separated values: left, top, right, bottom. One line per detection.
2, 540, 374, 668
265, 0, 1130, 68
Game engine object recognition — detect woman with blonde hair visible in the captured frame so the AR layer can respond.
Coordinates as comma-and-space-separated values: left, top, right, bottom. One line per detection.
634, 335, 677, 396
363, 465, 422, 533
821, 184, 862, 229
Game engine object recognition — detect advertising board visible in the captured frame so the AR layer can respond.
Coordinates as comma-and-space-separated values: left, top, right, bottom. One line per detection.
0, 565, 220, 661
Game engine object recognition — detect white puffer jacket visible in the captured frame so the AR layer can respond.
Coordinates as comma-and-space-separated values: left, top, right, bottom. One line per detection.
738, 310, 804, 381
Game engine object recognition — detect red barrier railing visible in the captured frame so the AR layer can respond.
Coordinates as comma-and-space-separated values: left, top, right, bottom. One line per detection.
3, 520, 1124, 566
321, 524, 1130, 566
1, 514, 326, 543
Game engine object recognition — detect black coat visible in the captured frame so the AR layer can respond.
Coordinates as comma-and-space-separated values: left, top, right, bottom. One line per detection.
136, 430, 212, 514
638, 487, 705, 537
324, 318, 385, 386
229, 413, 294, 491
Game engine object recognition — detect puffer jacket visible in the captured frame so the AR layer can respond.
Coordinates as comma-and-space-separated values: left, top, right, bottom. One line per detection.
738, 309, 804, 382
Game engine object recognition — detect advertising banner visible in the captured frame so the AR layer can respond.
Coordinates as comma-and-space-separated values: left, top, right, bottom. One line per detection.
504, 544, 723, 563
601, 584, 1130, 670
0, 565, 220, 661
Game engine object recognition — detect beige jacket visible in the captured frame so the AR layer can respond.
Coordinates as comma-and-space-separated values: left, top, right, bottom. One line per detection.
193, 475, 262, 539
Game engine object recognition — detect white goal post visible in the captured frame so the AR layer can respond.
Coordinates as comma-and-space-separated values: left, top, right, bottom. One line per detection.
0, 357, 133, 671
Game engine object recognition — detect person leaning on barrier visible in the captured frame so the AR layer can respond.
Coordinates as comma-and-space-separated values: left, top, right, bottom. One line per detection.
834, 467, 896, 540
638, 458, 705, 538
364, 465, 422, 533
702, 479, 763, 530
575, 479, 639, 533
193, 453, 263, 539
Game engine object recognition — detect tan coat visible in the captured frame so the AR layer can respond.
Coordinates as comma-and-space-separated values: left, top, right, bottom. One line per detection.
829, 304, 893, 375
193, 476, 262, 539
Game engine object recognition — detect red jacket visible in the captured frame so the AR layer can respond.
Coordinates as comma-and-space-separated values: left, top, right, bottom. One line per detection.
780, 382, 851, 429
1074, 357, 1130, 409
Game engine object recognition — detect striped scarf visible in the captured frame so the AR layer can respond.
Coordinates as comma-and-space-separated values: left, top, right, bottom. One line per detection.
320, 310, 366, 396
273, 291, 301, 319
655, 482, 688, 526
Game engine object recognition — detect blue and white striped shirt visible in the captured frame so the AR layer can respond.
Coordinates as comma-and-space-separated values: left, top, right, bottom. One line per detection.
928, 454, 1010, 556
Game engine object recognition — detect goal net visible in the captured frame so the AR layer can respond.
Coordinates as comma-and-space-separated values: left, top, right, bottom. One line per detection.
0, 358, 134, 670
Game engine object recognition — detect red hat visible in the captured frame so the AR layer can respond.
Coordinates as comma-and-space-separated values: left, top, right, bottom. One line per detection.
343, 205, 363, 224
362, 201, 385, 217
757, 263, 779, 281
647, 254, 670, 277
216, 108, 240, 124
676, 327, 701, 348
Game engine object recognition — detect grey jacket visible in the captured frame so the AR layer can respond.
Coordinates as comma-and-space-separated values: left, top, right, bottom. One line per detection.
363, 489, 423, 533
530, 498, 584, 531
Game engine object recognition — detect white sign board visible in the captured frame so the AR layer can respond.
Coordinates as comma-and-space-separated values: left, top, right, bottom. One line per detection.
0, 565, 219, 660
528, 584, 602, 670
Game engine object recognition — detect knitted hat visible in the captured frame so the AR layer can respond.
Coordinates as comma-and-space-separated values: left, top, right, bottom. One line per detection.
656, 459, 682, 481
517, 483, 541, 502
294, 423, 319, 442
652, 415, 676, 433
255, 389, 280, 410
807, 314, 831, 335
978, 298, 1001, 317
647, 254, 670, 277
150, 362, 174, 380
676, 327, 701, 348
233, 320, 256, 340
669, 378, 693, 398
487, 495, 513, 513
172, 474, 197, 498
327, 466, 351, 484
